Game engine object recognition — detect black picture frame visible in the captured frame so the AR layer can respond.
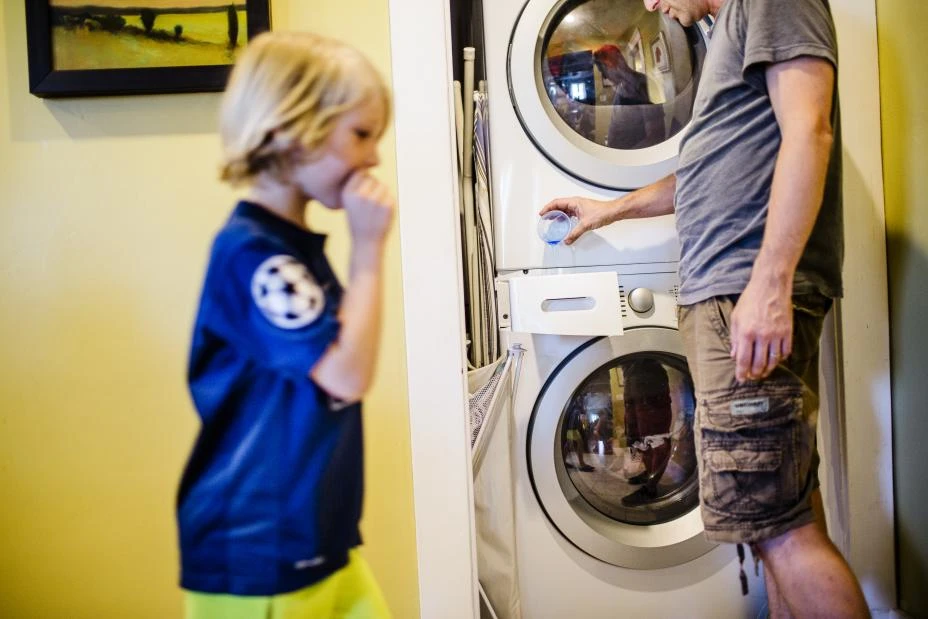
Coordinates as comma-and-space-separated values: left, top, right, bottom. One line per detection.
25, 1, 271, 98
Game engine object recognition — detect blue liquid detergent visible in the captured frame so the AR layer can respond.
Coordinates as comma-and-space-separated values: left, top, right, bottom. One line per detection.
538, 210, 575, 245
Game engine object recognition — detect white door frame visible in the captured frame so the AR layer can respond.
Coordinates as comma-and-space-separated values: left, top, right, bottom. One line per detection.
388, 1, 479, 617
389, 0, 896, 615
831, 0, 896, 610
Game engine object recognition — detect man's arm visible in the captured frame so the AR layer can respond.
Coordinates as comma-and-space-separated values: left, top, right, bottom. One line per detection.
730, 55, 835, 382
540, 174, 676, 245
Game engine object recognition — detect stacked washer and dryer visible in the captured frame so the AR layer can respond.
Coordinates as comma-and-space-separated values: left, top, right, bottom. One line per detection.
482, 0, 767, 616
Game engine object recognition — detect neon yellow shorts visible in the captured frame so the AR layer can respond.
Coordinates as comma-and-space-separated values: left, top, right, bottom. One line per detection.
184, 550, 391, 619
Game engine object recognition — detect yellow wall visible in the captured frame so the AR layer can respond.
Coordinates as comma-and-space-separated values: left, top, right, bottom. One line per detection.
0, 2, 419, 617
877, 0, 928, 615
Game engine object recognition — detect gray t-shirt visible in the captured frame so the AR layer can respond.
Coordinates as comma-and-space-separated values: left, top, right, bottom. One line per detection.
674, 0, 843, 305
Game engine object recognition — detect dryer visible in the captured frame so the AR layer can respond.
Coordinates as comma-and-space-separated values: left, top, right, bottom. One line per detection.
498, 266, 766, 617
483, 0, 711, 270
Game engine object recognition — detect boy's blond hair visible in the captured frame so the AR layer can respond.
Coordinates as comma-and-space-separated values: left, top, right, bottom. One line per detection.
219, 31, 390, 185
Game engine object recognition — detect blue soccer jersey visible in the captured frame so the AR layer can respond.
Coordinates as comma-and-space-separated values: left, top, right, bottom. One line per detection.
177, 201, 363, 596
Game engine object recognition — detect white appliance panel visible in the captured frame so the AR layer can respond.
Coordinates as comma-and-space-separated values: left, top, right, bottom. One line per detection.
499, 267, 766, 617
485, 0, 709, 270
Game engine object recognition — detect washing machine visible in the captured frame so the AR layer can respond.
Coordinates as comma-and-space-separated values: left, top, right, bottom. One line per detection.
497, 265, 766, 617
483, 0, 711, 270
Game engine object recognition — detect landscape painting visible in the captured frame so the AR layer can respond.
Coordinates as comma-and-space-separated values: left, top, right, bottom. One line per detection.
25, 0, 271, 97
50, 0, 248, 70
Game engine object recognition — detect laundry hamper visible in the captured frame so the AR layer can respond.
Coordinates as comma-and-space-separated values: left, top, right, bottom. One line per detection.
468, 346, 524, 619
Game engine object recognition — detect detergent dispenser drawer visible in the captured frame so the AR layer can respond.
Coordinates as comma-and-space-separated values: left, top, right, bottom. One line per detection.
507, 271, 623, 336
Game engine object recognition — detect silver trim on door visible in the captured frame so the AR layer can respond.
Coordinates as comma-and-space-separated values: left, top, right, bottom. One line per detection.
529, 327, 716, 568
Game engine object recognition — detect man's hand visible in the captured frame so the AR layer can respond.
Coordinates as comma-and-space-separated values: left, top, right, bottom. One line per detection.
539, 196, 618, 245
730, 279, 793, 382
539, 175, 677, 244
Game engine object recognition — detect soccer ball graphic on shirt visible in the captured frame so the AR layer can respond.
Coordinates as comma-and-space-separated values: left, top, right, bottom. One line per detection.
250, 255, 326, 330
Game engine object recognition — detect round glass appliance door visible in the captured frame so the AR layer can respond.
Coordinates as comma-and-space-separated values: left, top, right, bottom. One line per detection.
529, 328, 715, 568
509, 0, 710, 189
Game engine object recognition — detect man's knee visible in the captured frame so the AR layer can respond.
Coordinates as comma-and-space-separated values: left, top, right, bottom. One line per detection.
755, 520, 830, 562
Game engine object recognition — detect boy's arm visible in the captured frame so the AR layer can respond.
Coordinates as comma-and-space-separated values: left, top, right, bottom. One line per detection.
310, 174, 394, 402
311, 244, 385, 402
539, 174, 676, 245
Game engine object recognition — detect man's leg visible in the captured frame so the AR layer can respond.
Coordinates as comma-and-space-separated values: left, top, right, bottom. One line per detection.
764, 562, 793, 619
752, 297, 869, 618
680, 296, 868, 617
763, 489, 827, 619
644, 442, 671, 486
756, 519, 868, 618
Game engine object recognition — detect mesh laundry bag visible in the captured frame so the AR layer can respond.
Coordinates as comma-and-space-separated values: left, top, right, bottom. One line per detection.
468, 347, 524, 619
469, 358, 505, 448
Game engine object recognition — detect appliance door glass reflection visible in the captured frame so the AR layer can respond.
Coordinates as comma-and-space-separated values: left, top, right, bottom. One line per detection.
541, 0, 707, 150
561, 352, 698, 525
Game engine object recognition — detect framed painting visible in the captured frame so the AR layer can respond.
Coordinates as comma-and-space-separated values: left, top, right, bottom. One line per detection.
25, 0, 271, 97
650, 31, 671, 73
626, 28, 644, 73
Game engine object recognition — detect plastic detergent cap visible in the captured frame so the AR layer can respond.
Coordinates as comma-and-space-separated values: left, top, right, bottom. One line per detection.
537, 210, 576, 245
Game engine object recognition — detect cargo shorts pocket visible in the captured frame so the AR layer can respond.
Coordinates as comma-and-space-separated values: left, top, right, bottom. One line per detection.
702, 432, 799, 517
699, 393, 803, 518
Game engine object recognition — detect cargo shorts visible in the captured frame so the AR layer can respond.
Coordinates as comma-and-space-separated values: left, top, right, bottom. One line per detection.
678, 293, 832, 544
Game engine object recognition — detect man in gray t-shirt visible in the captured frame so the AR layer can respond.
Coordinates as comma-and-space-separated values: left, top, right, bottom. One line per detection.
542, 0, 867, 616
674, 0, 843, 305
